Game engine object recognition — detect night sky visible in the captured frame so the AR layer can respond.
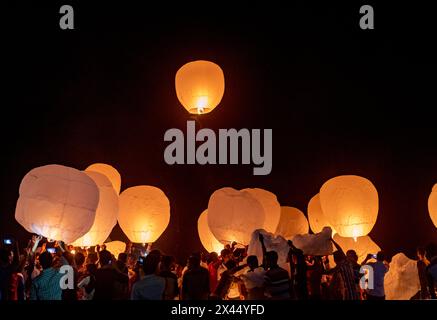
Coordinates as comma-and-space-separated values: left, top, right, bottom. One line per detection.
2, 2, 437, 262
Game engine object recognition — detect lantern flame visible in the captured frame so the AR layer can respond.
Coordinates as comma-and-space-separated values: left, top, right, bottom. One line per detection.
196, 96, 208, 114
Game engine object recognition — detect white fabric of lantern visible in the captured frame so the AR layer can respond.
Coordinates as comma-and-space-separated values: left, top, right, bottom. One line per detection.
242, 188, 281, 233
428, 183, 437, 228
308, 194, 337, 234
248, 229, 290, 274
104, 241, 126, 259
72, 171, 118, 247
15, 164, 99, 243
118, 186, 170, 243
320, 175, 379, 239
86, 163, 121, 194
198, 210, 223, 254
385, 253, 420, 300
207, 187, 265, 245
291, 227, 333, 256
275, 206, 309, 239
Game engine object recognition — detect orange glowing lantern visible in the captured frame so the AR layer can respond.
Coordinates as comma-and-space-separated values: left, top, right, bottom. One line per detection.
307, 194, 336, 235
72, 171, 118, 247
86, 163, 121, 195
118, 186, 170, 244
428, 183, 437, 228
175, 60, 225, 115
207, 187, 265, 245
104, 241, 126, 259
275, 206, 309, 239
197, 210, 223, 254
320, 175, 378, 240
15, 164, 99, 244
242, 188, 281, 233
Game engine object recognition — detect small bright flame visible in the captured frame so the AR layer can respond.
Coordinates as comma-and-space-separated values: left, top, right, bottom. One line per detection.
71, 249, 76, 255
352, 227, 360, 242
196, 96, 208, 114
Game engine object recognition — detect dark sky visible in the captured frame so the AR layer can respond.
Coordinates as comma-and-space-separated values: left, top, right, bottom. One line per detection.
2, 2, 437, 262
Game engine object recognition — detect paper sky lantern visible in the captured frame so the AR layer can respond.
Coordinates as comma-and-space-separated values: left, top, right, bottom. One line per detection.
175, 60, 225, 115
85, 163, 121, 194
15, 164, 99, 243
385, 253, 420, 300
308, 194, 336, 234
320, 175, 378, 240
332, 234, 381, 264
292, 227, 333, 256
207, 187, 265, 245
118, 186, 170, 244
242, 188, 281, 233
104, 240, 126, 259
72, 171, 119, 247
275, 206, 309, 239
197, 210, 223, 254
428, 183, 437, 228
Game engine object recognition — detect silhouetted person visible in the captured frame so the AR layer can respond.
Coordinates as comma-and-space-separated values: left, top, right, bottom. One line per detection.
182, 255, 209, 300
240, 255, 266, 300
362, 251, 389, 300
131, 253, 165, 300
159, 255, 179, 300
93, 250, 128, 300
263, 251, 290, 300
416, 247, 430, 299
30, 251, 63, 300
287, 239, 307, 300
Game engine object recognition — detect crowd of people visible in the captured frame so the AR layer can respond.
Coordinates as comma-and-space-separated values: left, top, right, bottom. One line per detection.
0, 234, 436, 300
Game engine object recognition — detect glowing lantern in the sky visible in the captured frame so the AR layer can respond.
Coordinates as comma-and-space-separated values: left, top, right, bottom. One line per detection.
86, 163, 121, 194
72, 171, 118, 247
242, 188, 281, 233
118, 186, 170, 244
175, 60, 225, 115
197, 210, 223, 254
15, 164, 99, 243
320, 175, 379, 240
428, 183, 437, 228
104, 241, 126, 259
275, 206, 309, 239
308, 194, 336, 235
207, 187, 265, 245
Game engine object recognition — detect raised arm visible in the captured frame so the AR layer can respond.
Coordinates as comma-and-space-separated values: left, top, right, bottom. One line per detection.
330, 237, 345, 256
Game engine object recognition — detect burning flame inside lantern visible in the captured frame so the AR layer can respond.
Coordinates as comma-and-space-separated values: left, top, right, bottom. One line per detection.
196, 96, 208, 114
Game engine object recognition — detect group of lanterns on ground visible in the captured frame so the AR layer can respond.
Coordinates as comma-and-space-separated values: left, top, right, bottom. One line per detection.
15, 163, 170, 247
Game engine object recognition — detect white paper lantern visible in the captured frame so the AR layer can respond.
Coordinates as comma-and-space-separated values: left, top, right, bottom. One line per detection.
308, 194, 336, 234
86, 163, 121, 194
385, 253, 420, 300
197, 210, 223, 254
104, 240, 126, 259
275, 206, 309, 239
118, 186, 170, 243
207, 187, 265, 245
428, 183, 437, 228
242, 188, 281, 233
72, 171, 118, 247
320, 175, 378, 239
15, 164, 99, 243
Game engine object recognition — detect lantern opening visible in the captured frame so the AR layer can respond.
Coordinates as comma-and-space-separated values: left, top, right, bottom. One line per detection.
195, 96, 208, 114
